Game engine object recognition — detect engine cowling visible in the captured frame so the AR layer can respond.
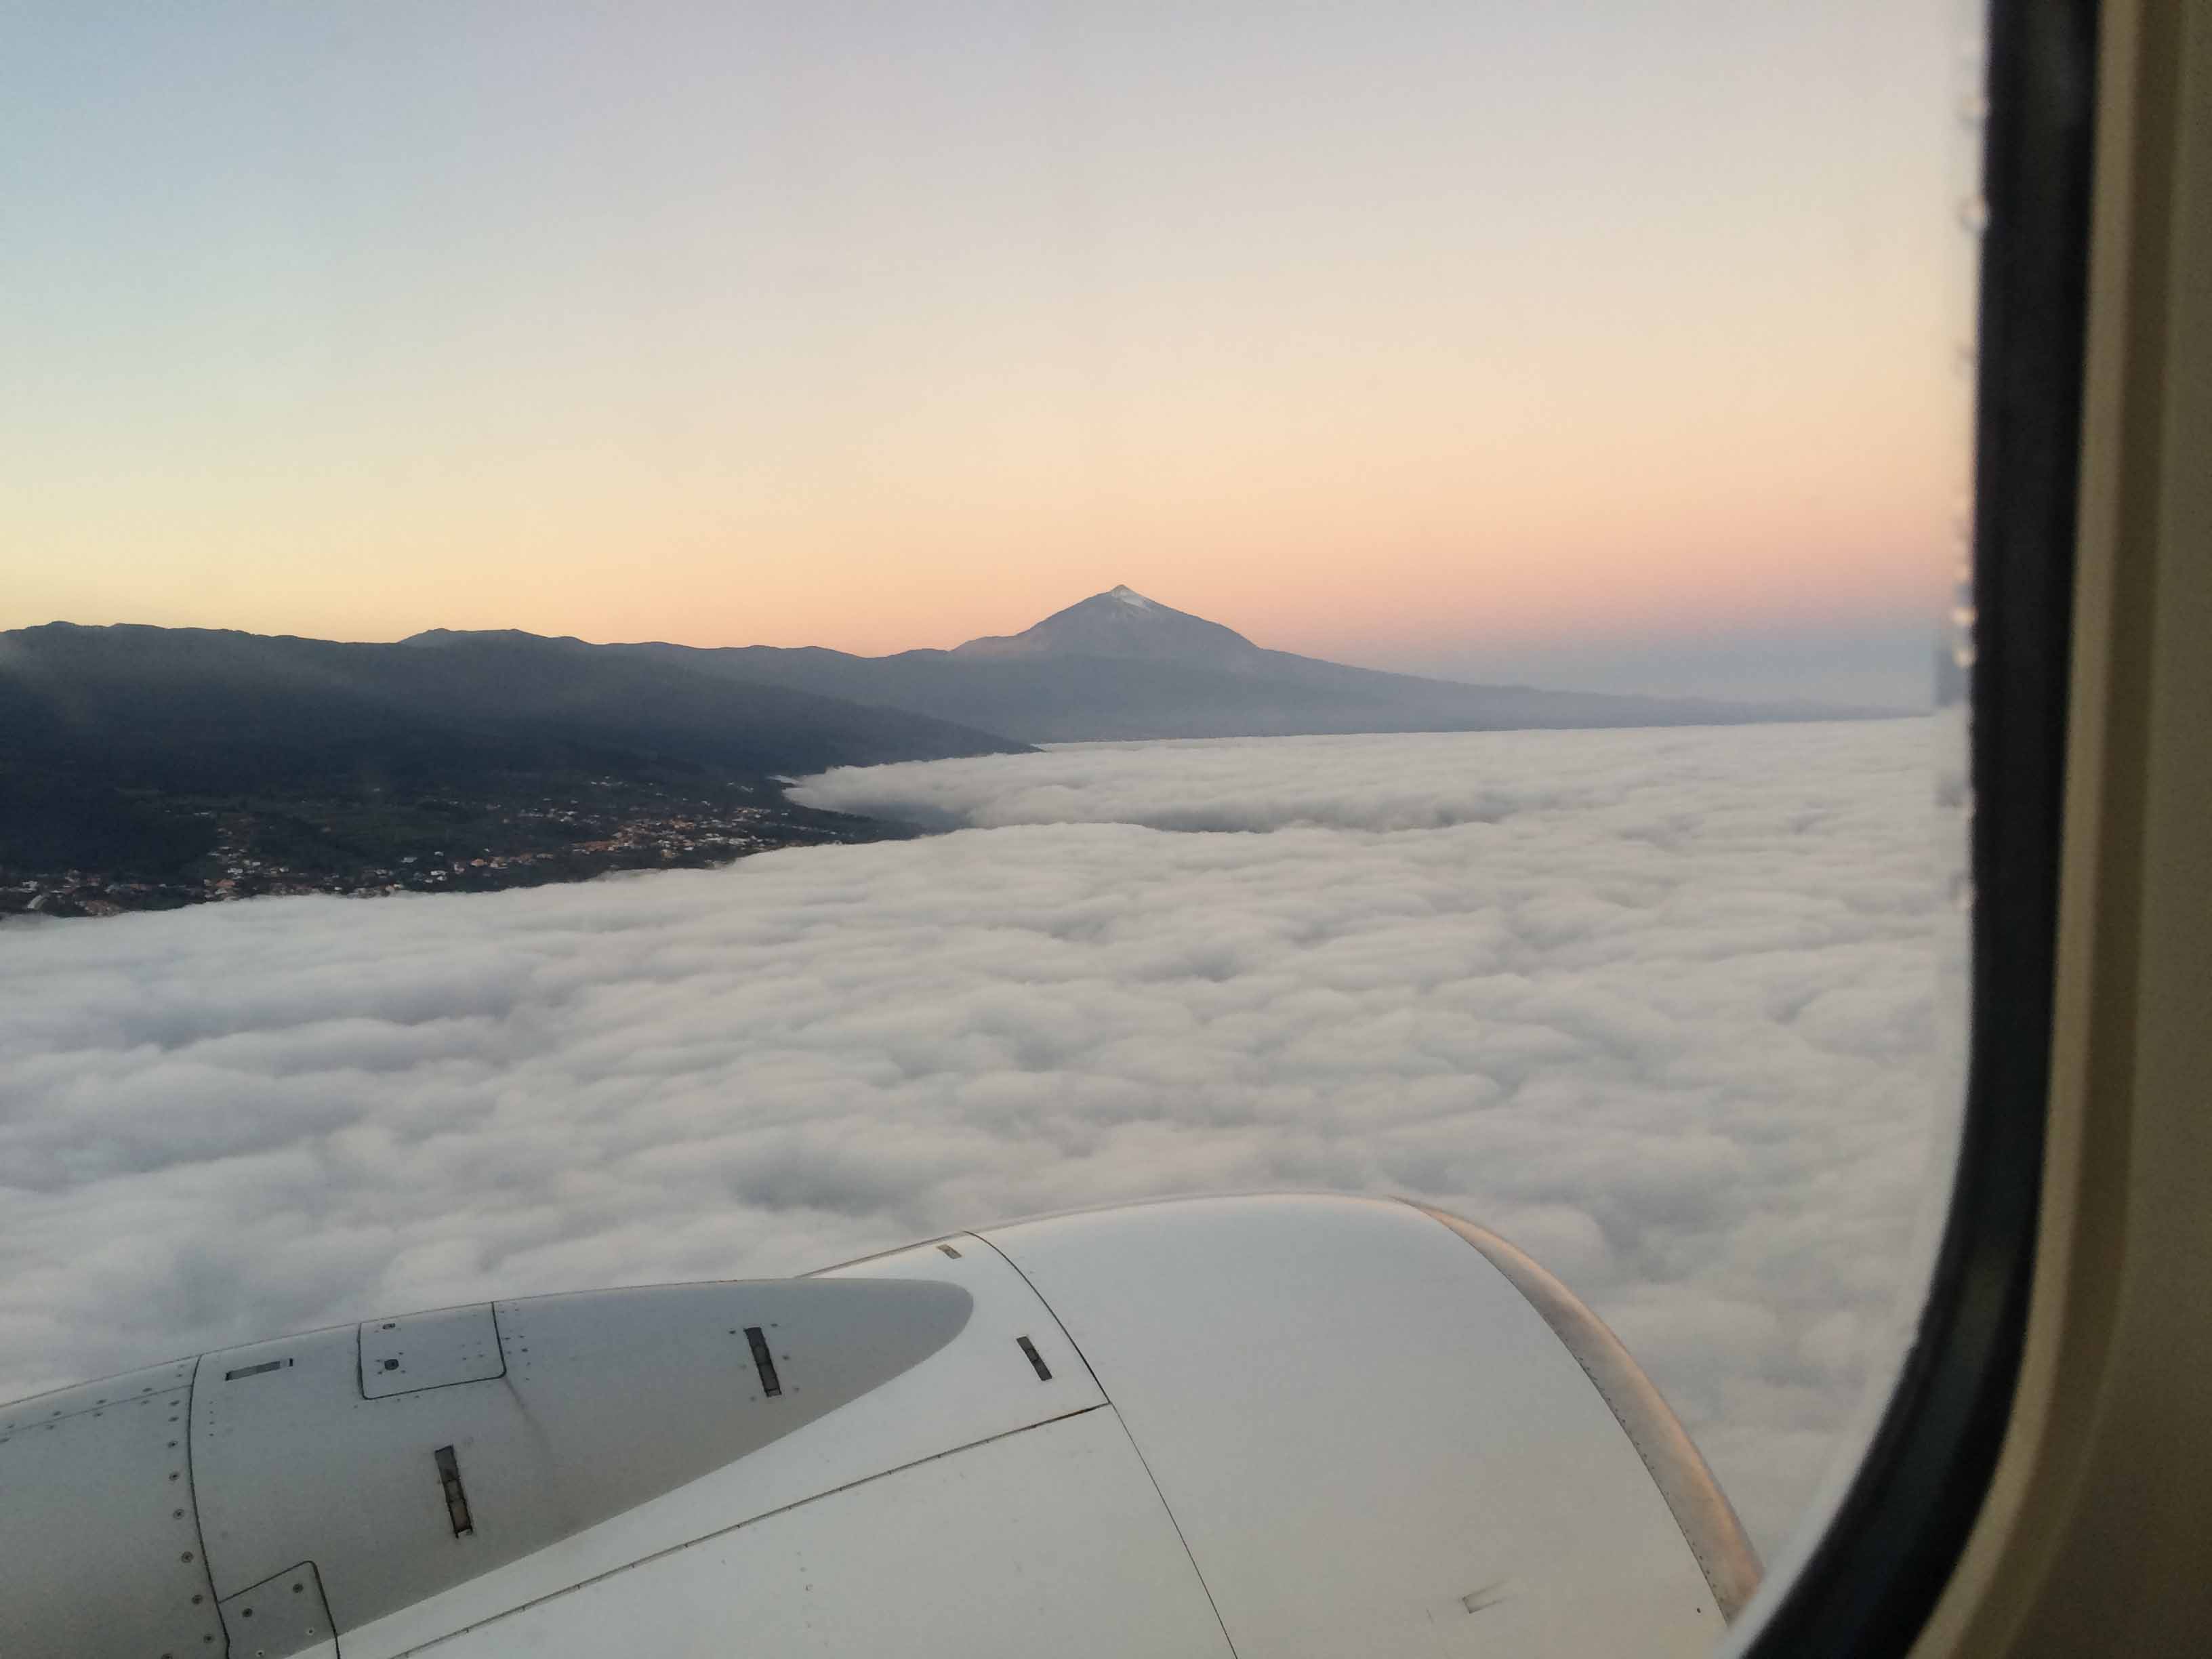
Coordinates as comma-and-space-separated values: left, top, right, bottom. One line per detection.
0, 1193, 1756, 1658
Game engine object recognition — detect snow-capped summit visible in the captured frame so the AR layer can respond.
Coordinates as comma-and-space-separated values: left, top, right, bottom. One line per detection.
952, 586, 1265, 665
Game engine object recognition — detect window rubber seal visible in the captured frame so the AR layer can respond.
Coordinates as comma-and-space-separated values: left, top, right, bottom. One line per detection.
1738, 2, 2097, 1652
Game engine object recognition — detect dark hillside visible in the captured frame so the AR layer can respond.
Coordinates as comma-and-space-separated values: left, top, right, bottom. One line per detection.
1, 623, 1027, 794
0, 624, 1026, 899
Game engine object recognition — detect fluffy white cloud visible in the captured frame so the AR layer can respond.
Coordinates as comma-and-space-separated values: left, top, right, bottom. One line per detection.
0, 718, 1961, 1557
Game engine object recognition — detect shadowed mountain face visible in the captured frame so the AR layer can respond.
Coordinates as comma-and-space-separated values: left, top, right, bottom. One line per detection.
5, 588, 1896, 835
572, 587, 1895, 744
0, 624, 1028, 869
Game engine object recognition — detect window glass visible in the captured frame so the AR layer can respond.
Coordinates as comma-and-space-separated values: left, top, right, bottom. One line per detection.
0, 0, 1977, 1580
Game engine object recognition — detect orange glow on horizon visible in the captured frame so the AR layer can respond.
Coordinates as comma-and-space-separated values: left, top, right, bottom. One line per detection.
1, 1, 1973, 687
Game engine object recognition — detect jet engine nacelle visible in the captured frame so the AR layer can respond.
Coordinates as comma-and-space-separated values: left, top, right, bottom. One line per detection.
0, 1193, 1758, 1658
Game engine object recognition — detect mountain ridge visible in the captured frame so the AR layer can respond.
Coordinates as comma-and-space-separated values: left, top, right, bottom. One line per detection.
393, 586, 1894, 743
1, 621, 1029, 805
3, 594, 1902, 894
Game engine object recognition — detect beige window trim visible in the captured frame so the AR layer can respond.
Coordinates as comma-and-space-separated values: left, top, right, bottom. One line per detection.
1911, 4, 2212, 1653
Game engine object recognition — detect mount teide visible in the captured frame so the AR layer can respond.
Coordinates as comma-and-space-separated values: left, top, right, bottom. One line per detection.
951, 586, 1271, 668
478, 586, 1892, 744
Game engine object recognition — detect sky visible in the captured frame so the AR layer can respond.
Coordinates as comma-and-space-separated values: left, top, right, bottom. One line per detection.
1, 2, 1977, 704
0, 718, 1964, 1557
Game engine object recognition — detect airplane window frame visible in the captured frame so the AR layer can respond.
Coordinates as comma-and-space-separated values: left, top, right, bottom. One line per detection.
1736, 1, 2098, 1652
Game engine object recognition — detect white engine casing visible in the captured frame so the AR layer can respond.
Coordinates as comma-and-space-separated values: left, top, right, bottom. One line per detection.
0, 1193, 1757, 1658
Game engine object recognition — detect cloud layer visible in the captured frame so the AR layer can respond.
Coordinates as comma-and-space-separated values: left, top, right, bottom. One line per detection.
0, 719, 1958, 1555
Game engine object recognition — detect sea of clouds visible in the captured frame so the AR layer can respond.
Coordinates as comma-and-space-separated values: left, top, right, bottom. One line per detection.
0, 718, 1961, 1556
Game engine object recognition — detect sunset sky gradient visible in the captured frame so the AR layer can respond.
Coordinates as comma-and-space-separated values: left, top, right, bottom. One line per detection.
3, 2, 1975, 703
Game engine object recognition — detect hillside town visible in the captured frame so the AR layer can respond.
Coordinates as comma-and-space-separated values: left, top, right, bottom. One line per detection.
0, 785, 899, 922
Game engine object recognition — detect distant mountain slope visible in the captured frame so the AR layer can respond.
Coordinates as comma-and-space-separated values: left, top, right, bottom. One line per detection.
1, 623, 1029, 798
524, 586, 1896, 743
